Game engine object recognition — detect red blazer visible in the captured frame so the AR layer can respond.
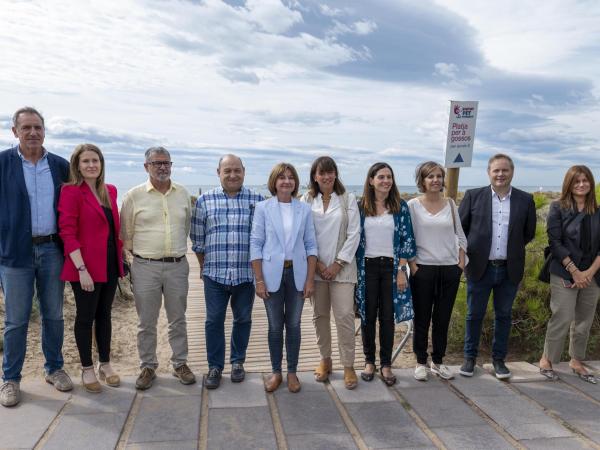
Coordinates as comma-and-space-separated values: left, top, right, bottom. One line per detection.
58, 183, 124, 282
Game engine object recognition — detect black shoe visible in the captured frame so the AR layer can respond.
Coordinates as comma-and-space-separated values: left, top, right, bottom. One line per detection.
231, 363, 245, 383
493, 359, 511, 380
459, 358, 476, 377
205, 368, 222, 389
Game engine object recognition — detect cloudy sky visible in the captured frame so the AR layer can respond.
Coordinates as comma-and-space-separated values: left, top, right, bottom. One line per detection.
2, 0, 599, 190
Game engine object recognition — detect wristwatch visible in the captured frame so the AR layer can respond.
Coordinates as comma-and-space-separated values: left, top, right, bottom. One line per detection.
77, 265, 87, 272
400, 265, 407, 273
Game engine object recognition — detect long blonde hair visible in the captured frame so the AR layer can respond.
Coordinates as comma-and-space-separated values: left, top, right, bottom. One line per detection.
67, 143, 111, 208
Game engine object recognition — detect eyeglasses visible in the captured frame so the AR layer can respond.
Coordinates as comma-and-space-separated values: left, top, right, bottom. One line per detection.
147, 161, 173, 167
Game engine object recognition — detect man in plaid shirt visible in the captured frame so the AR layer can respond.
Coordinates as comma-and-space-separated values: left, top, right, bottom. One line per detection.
191, 154, 264, 389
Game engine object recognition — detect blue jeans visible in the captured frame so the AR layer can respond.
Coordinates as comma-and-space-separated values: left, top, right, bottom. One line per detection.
0, 242, 65, 382
263, 268, 304, 373
464, 263, 519, 360
203, 276, 255, 370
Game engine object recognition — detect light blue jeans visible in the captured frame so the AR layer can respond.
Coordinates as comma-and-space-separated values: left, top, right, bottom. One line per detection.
0, 242, 65, 382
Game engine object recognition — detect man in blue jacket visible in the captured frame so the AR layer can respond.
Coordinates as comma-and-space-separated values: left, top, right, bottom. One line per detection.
0, 107, 72, 407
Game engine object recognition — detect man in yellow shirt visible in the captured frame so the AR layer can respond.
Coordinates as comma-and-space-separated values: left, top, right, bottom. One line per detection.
120, 146, 196, 390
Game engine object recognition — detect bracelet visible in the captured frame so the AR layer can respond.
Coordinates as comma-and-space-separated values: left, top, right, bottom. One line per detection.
565, 261, 575, 272
334, 258, 346, 267
77, 265, 87, 272
256, 280, 265, 285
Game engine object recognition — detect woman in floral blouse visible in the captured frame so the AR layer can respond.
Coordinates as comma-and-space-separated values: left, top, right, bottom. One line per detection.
355, 162, 416, 386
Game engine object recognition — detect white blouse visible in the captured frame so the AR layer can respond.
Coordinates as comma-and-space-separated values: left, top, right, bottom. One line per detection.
306, 192, 360, 281
407, 198, 467, 265
279, 202, 294, 260
364, 213, 394, 258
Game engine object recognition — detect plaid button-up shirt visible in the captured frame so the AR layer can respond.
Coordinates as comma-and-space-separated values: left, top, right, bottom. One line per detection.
191, 186, 264, 285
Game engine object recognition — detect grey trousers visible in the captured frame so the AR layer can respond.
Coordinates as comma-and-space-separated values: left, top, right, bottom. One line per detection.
543, 274, 600, 363
132, 257, 190, 369
311, 280, 356, 367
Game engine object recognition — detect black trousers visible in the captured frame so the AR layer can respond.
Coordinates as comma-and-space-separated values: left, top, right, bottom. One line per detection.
361, 257, 395, 367
410, 264, 462, 365
71, 278, 118, 367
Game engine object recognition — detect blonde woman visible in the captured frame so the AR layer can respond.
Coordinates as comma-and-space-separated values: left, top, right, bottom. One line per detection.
58, 144, 124, 392
301, 156, 360, 389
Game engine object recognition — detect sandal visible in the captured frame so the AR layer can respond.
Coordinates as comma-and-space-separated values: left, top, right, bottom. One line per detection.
572, 369, 597, 384
539, 367, 559, 381
361, 363, 376, 382
379, 366, 397, 386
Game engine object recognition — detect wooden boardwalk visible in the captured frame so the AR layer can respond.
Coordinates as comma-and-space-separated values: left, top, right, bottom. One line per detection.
185, 249, 365, 374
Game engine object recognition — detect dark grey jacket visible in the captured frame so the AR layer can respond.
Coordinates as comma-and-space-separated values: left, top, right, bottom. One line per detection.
547, 201, 600, 284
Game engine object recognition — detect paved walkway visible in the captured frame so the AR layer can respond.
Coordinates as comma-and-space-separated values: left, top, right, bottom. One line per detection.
2, 361, 600, 449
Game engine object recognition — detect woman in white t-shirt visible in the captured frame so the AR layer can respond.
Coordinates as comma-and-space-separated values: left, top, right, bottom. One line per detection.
301, 156, 360, 389
407, 161, 467, 381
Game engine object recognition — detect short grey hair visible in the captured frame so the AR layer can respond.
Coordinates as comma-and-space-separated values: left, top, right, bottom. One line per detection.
145, 146, 171, 162
13, 106, 45, 128
218, 154, 244, 170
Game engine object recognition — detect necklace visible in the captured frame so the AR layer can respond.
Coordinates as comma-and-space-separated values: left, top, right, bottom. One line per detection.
322, 193, 332, 202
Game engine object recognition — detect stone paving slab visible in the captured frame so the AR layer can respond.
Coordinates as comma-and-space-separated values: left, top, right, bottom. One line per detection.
208, 406, 277, 449
515, 381, 600, 422
330, 371, 395, 403
448, 366, 513, 397
432, 424, 513, 450
42, 412, 127, 450
520, 436, 588, 450
62, 380, 136, 415
127, 395, 201, 444
552, 362, 600, 401
584, 360, 600, 371
140, 375, 203, 398
481, 361, 549, 383
394, 367, 447, 389
399, 383, 485, 428
0, 398, 66, 449
207, 373, 267, 408
275, 389, 348, 436
125, 441, 198, 450
286, 433, 358, 449
345, 401, 432, 449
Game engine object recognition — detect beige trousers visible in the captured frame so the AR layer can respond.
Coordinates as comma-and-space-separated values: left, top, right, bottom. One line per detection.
132, 257, 190, 369
311, 280, 356, 367
543, 274, 600, 363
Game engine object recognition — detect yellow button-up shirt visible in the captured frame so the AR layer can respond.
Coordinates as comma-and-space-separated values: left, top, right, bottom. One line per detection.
120, 180, 191, 258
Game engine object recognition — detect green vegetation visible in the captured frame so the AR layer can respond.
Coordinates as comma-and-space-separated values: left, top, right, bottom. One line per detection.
448, 188, 600, 361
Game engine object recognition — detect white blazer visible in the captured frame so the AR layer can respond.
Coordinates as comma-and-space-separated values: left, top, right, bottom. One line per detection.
250, 197, 318, 292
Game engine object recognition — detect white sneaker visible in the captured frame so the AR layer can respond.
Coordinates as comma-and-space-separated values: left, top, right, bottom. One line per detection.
414, 364, 428, 381
430, 362, 454, 380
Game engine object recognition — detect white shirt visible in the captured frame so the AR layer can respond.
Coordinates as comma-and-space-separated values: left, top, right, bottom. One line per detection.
364, 213, 394, 258
489, 187, 511, 260
308, 192, 360, 281
407, 198, 467, 265
279, 202, 294, 260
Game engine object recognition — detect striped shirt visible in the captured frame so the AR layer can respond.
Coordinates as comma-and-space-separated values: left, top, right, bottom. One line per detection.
191, 186, 264, 285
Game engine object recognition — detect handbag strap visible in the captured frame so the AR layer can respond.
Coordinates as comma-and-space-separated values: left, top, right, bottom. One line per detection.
448, 198, 458, 235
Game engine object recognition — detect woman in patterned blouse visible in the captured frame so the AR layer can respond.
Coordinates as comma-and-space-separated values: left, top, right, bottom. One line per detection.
355, 162, 417, 386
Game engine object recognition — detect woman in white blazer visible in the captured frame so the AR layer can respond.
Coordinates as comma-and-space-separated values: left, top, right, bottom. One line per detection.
250, 162, 318, 393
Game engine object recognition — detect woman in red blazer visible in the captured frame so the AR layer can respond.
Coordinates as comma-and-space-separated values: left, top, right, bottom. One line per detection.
58, 143, 124, 393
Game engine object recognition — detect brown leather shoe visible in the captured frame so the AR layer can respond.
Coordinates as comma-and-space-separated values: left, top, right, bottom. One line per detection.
344, 367, 358, 390
314, 358, 332, 382
287, 373, 301, 393
264, 373, 283, 392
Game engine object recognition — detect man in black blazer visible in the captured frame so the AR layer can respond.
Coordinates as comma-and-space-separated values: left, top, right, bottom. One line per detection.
458, 154, 536, 379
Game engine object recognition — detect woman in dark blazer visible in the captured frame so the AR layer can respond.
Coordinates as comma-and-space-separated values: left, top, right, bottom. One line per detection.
59, 143, 124, 393
539, 165, 600, 384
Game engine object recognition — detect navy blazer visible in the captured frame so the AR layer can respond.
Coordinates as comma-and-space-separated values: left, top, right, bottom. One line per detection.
0, 146, 69, 267
459, 185, 536, 284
